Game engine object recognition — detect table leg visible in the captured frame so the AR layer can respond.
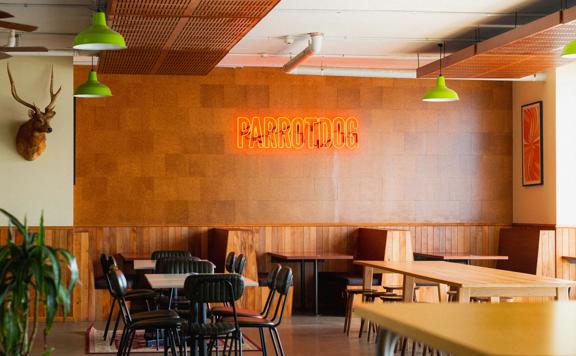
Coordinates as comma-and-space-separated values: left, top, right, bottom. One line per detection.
403, 275, 416, 303
300, 261, 306, 311
456, 288, 471, 303
313, 259, 319, 316
556, 287, 570, 301
376, 329, 400, 356
363, 267, 374, 290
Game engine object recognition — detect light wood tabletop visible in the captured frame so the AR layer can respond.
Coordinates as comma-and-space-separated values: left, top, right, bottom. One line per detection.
355, 260, 576, 303
134, 259, 156, 270
354, 302, 576, 356
414, 252, 508, 261
145, 273, 259, 289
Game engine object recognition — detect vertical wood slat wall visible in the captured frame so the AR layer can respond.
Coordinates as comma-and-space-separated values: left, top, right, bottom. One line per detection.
2, 223, 557, 321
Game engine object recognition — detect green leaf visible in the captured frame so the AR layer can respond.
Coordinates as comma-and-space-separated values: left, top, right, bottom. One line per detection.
0, 209, 26, 237
42, 347, 55, 356
56, 249, 78, 294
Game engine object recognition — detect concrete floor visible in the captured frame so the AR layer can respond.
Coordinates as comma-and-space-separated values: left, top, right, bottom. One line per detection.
32, 316, 375, 355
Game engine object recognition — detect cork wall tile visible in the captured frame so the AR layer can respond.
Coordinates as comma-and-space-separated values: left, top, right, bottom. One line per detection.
75, 67, 513, 225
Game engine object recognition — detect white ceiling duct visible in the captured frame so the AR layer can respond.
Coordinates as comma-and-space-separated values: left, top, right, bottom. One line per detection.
282, 32, 323, 73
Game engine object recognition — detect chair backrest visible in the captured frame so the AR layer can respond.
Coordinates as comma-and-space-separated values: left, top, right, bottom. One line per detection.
108, 265, 129, 298
266, 264, 282, 290
234, 254, 246, 274
225, 252, 236, 273
155, 258, 215, 274
99, 254, 113, 292
151, 250, 193, 260
183, 273, 244, 304
268, 267, 293, 324
260, 264, 282, 317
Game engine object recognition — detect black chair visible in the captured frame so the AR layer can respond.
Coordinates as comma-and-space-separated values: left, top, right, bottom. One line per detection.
228, 267, 293, 356
234, 254, 247, 275
225, 252, 237, 273
151, 250, 193, 260
108, 266, 182, 356
154, 258, 215, 310
183, 273, 245, 356
212, 264, 282, 320
99, 254, 157, 343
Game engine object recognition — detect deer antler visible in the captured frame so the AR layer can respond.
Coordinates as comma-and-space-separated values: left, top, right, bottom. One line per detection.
45, 65, 61, 112
7, 63, 38, 112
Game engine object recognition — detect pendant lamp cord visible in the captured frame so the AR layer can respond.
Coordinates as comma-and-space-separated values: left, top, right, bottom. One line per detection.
438, 43, 443, 76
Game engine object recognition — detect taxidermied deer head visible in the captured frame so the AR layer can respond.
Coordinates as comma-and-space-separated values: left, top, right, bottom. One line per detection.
7, 64, 61, 161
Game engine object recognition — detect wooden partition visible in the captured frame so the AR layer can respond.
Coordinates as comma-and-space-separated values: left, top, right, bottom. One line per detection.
556, 227, 576, 297
498, 227, 555, 277
0, 223, 509, 320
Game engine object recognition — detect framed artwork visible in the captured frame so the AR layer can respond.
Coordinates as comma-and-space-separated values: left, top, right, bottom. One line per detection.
521, 101, 543, 186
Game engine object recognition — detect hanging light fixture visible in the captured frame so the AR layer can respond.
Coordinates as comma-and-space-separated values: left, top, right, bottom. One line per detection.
74, 57, 112, 98
73, 9, 126, 50
422, 43, 460, 102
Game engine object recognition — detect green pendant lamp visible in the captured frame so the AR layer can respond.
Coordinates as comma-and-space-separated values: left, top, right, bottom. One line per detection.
561, 39, 576, 58
423, 43, 459, 102
74, 57, 112, 98
73, 10, 126, 50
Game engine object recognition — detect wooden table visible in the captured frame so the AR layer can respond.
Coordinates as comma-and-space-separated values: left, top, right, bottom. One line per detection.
355, 260, 576, 303
414, 252, 508, 264
145, 273, 258, 289
354, 302, 576, 356
134, 259, 156, 270
268, 252, 354, 315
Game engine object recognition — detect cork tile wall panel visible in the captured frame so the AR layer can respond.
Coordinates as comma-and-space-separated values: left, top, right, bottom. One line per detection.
100, 0, 280, 74
74, 66, 513, 226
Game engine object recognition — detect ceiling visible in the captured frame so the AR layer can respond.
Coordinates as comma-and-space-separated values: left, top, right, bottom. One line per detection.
2, 0, 576, 74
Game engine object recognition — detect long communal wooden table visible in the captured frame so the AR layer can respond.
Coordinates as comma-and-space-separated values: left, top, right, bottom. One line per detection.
355, 260, 576, 303
354, 302, 576, 356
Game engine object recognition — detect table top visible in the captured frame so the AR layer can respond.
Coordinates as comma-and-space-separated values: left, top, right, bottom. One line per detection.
414, 252, 509, 261
145, 273, 259, 289
134, 259, 156, 270
354, 302, 576, 356
354, 260, 576, 288
268, 252, 354, 260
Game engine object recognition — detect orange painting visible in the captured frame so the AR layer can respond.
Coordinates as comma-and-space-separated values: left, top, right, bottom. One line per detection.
521, 101, 543, 186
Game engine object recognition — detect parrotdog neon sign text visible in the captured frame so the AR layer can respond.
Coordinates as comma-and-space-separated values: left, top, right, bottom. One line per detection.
237, 116, 359, 150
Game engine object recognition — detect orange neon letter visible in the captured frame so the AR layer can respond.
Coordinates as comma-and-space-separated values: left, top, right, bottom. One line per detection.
332, 116, 346, 149
277, 117, 291, 148
263, 116, 277, 148
292, 117, 305, 149
319, 117, 333, 148
249, 117, 263, 149
346, 117, 359, 149
237, 117, 251, 149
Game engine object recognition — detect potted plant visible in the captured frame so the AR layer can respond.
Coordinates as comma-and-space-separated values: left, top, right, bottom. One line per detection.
0, 209, 78, 355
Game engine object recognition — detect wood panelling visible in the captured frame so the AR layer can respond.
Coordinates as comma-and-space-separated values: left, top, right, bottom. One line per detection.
556, 227, 576, 297
74, 66, 513, 226
0, 223, 509, 320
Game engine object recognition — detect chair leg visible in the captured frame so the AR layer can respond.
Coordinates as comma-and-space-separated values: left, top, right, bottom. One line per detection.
110, 309, 122, 346
126, 329, 137, 356
271, 328, 285, 356
259, 328, 267, 356
358, 318, 365, 338
268, 328, 279, 356
104, 301, 115, 340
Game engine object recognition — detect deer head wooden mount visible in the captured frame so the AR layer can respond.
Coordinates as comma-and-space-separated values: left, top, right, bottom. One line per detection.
7, 64, 62, 161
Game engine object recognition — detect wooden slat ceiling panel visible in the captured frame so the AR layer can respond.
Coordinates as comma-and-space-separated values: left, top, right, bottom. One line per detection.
99, 0, 280, 75
417, 8, 576, 79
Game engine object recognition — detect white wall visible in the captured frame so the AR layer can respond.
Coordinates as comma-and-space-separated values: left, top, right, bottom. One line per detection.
556, 62, 576, 226
0, 57, 74, 226
512, 70, 556, 224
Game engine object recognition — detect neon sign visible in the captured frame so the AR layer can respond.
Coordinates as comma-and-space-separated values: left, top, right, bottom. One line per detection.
237, 116, 359, 150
